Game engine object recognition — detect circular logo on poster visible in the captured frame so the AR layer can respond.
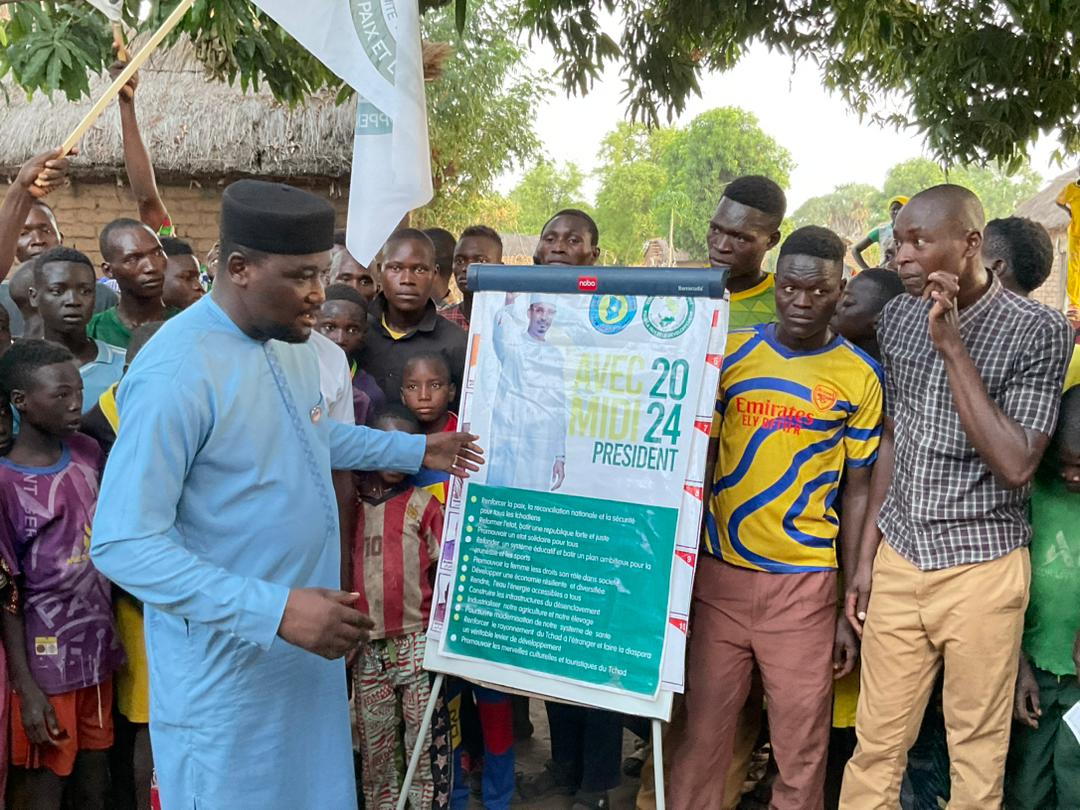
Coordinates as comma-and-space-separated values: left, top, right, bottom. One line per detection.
642, 297, 694, 339
589, 295, 637, 334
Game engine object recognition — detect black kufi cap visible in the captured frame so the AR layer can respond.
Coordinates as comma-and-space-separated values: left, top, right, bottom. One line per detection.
220, 179, 335, 255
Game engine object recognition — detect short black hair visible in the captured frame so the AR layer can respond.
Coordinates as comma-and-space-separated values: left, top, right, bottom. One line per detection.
403, 351, 451, 381
32, 246, 95, 283
218, 240, 269, 270
30, 199, 60, 230
385, 228, 436, 257
8, 264, 34, 306
984, 217, 1054, 293
160, 237, 195, 257
851, 268, 906, 310
459, 225, 503, 251
542, 209, 600, 247
127, 321, 165, 362
423, 228, 457, 279
100, 217, 153, 262
333, 228, 348, 246
375, 402, 420, 431
1055, 386, 1080, 458
0, 306, 10, 326
779, 225, 846, 262
0, 339, 76, 397
722, 175, 787, 221
324, 284, 368, 312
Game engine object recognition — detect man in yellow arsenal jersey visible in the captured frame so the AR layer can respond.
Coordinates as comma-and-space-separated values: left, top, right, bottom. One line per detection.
669, 226, 882, 810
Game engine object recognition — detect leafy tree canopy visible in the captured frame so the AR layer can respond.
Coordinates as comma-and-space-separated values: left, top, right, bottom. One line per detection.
591, 109, 793, 263
520, 0, 1080, 169
5, 1, 1075, 171
506, 160, 592, 235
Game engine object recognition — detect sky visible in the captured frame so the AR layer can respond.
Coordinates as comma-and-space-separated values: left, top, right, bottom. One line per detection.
496, 39, 1065, 212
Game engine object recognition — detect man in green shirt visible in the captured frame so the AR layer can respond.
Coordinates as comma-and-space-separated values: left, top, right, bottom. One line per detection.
1006, 385, 1080, 809
708, 175, 787, 331
88, 218, 177, 349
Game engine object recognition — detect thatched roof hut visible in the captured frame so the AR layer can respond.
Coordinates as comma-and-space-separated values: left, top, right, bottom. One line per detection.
0, 39, 362, 264
1015, 171, 1072, 237
0, 39, 356, 183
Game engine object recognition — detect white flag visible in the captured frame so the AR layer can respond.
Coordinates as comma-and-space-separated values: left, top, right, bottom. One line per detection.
249, 0, 433, 265
85, 0, 123, 22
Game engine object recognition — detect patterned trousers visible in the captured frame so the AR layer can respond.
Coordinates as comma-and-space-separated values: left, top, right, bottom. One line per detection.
355, 631, 444, 810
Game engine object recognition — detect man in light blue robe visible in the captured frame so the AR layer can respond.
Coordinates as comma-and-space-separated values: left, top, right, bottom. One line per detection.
90, 180, 481, 809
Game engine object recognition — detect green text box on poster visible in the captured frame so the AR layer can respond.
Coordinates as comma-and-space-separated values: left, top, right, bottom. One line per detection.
444, 485, 677, 696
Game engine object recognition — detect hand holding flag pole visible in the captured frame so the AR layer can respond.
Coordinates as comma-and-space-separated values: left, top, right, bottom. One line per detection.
58, 0, 195, 158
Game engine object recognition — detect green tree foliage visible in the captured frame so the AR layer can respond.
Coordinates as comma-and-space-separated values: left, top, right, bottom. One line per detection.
7, 2, 1074, 170
0, 2, 545, 235
661, 109, 794, 258
590, 111, 792, 263
590, 110, 793, 263
793, 158, 1044, 267
883, 158, 1042, 221
592, 122, 672, 263
414, 6, 549, 231
791, 184, 884, 242
519, 0, 1080, 168
506, 161, 591, 235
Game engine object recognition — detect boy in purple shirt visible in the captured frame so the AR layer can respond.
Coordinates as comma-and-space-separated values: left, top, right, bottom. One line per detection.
0, 340, 123, 809
316, 283, 386, 423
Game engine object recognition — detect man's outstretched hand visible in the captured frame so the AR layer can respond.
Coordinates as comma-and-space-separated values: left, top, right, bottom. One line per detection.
424, 431, 485, 478
17, 148, 73, 199
278, 588, 374, 660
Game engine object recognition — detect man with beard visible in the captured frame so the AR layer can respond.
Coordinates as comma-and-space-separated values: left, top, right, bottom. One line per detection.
90, 180, 484, 809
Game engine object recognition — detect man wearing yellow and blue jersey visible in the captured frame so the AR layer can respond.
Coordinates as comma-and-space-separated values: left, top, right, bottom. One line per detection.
669, 226, 882, 810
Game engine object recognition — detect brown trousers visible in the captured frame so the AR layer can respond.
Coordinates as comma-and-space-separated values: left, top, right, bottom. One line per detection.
635, 684, 760, 810
668, 556, 837, 810
840, 542, 1029, 809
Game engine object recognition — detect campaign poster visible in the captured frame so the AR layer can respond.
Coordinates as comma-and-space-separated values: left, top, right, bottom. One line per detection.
426, 285, 727, 718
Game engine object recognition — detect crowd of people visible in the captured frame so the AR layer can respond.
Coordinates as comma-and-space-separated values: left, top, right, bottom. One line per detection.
0, 59, 1077, 810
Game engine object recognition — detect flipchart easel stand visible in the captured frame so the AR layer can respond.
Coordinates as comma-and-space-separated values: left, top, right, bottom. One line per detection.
396, 678, 668, 810
390, 264, 732, 810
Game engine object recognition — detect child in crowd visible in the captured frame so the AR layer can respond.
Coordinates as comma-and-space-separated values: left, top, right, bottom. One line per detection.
317, 284, 385, 424
396, 348, 516, 808
30, 247, 126, 413
353, 406, 446, 810
831, 268, 906, 362
402, 352, 458, 504
159, 237, 205, 311
77, 321, 163, 810
1005, 385, 1080, 809
0, 340, 124, 809
0, 387, 10, 800
357, 229, 467, 410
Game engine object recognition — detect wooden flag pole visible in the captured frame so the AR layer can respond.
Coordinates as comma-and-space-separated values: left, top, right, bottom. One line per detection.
113, 22, 129, 62
59, 0, 196, 156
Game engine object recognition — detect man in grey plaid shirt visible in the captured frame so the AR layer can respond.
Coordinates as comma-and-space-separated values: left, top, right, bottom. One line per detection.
839, 185, 1074, 809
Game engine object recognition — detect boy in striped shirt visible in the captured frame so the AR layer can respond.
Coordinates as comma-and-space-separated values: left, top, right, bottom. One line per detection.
352, 405, 445, 810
